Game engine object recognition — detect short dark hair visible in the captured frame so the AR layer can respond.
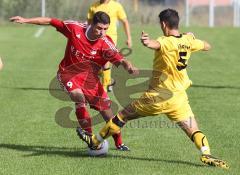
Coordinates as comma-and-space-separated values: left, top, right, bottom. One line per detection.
92, 11, 110, 25
158, 9, 179, 29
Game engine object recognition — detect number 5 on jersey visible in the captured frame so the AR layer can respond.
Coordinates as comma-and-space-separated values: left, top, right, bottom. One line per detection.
177, 51, 187, 71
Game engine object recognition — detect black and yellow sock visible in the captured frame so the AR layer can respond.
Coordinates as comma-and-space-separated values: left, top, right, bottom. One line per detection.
191, 131, 211, 155
92, 114, 125, 145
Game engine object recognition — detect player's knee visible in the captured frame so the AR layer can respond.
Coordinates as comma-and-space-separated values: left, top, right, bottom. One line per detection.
70, 89, 85, 103
120, 104, 139, 121
75, 102, 87, 109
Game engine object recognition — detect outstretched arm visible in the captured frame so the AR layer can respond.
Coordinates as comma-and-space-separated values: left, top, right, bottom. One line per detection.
141, 31, 160, 50
10, 16, 52, 25
185, 32, 211, 51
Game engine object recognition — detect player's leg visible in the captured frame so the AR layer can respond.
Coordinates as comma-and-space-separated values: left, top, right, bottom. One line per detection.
70, 89, 93, 134
76, 103, 140, 149
76, 82, 132, 150
166, 91, 229, 169
99, 104, 140, 139
177, 117, 229, 169
99, 109, 129, 151
177, 117, 210, 155
75, 103, 92, 134
77, 89, 167, 149
94, 84, 127, 150
57, 73, 93, 133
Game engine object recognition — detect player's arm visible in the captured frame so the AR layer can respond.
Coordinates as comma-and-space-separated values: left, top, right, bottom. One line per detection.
141, 31, 160, 50
185, 32, 211, 51
10, 16, 70, 38
120, 18, 132, 48
10, 16, 51, 25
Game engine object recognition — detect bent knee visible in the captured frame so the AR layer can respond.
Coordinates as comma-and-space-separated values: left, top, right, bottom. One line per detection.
69, 89, 85, 103
120, 104, 140, 121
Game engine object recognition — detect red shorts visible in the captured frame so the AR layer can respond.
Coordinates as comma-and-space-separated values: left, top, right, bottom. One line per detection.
57, 71, 111, 111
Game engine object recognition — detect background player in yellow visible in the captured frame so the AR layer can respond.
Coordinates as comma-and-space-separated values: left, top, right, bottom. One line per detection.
77, 8, 229, 169
87, 0, 132, 92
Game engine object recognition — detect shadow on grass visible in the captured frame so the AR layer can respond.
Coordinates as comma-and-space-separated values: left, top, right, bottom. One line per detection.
191, 84, 240, 90
0, 143, 89, 157
0, 143, 205, 168
0, 87, 60, 91
1, 84, 240, 91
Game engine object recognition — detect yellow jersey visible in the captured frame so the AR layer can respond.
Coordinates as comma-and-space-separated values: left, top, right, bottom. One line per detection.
149, 34, 205, 92
87, 0, 127, 44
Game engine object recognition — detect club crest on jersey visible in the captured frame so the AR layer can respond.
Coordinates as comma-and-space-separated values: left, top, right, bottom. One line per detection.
76, 34, 81, 39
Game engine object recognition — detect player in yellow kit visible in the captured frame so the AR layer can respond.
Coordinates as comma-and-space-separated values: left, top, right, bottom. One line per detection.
77, 9, 229, 169
87, 0, 132, 92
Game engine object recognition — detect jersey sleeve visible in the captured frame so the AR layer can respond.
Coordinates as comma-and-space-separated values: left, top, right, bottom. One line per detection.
191, 38, 205, 52
50, 18, 71, 38
117, 3, 127, 20
156, 36, 166, 53
102, 36, 124, 66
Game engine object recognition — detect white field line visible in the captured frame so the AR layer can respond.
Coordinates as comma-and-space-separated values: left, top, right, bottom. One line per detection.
34, 27, 45, 38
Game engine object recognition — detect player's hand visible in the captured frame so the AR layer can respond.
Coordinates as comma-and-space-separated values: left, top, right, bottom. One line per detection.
126, 38, 132, 48
121, 59, 139, 75
141, 31, 150, 47
128, 66, 139, 75
9, 16, 27, 24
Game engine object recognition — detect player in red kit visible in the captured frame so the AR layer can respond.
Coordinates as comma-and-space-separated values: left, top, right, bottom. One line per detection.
10, 11, 138, 150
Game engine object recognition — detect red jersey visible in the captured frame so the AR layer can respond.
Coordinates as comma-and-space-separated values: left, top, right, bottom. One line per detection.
50, 18, 123, 76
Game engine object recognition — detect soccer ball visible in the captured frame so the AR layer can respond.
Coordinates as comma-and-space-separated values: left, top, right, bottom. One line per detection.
87, 140, 109, 156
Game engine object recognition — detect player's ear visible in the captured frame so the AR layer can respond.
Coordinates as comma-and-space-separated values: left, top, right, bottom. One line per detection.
161, 21, 166, 29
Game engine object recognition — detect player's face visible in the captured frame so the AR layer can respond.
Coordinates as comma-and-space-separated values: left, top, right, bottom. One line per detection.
92, 23, 109, 39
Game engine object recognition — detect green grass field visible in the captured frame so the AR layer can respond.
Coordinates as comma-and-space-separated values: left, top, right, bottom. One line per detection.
0, 24, 240, 175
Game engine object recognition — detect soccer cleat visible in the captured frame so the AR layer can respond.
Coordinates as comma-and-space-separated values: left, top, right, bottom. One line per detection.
116, 144, 130, 151
107, 79, 116, 92
76, 127, 98, 150
200, 154, 229, 169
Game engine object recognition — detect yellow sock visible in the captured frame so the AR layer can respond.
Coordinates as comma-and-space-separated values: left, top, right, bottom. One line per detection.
102, 68, 111, 90
191, 131, 211, 155
92, 114, 125, 144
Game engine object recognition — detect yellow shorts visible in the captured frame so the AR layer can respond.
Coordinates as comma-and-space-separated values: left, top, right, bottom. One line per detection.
131, 89, 194, 122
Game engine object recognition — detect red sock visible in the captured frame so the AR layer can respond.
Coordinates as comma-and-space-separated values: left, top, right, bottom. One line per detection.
75, 104, 92, 134
112, 132, 123, 147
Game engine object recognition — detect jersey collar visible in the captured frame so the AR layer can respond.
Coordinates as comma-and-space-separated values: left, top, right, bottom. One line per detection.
169, 34, 182, 38
85, 25, 98, 42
